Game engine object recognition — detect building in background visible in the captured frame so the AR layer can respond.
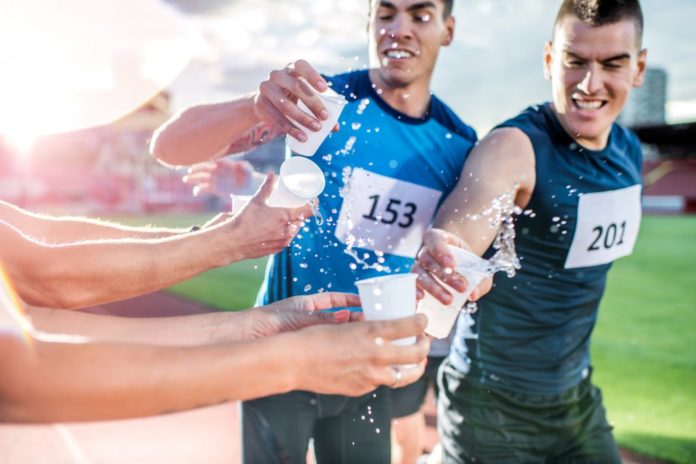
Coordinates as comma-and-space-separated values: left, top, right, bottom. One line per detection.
619, 67, 668, 128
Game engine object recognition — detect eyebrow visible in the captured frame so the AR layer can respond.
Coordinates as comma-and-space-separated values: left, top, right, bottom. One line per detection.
379, 1, 438, 11
564, 51, 631, 63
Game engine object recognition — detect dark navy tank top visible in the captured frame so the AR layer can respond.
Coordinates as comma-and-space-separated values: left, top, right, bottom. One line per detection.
450, 103, 643, 394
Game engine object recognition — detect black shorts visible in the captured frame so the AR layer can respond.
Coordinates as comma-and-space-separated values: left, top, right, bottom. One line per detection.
390, 355, 447, 418
437, 358, 621, 463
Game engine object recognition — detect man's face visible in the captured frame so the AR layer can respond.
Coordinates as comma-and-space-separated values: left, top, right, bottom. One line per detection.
544, 16, 647, 149
368, 0, 454, 89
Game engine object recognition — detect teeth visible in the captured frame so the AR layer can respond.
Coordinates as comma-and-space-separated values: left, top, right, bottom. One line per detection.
574, 99, 603, 110
386, 50, 412, 59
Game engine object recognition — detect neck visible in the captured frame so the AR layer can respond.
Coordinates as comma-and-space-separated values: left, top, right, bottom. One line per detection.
368, 69, 433, 118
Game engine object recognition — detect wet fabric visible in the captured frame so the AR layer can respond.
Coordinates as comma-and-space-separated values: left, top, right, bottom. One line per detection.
257, 69, 477, 306
244, 69, 477, 463
438, 358, 621, 464
242, 389, 392, 464
450, 103, 643, 395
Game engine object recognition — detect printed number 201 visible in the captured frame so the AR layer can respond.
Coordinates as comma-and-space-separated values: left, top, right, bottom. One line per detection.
588, 221, 627, 251
363, 195, 417, 228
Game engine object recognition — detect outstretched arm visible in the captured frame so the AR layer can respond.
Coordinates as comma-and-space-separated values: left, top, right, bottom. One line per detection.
151, 60, 332, 166
24, 292, 360, 346
0, 200, 187, 242
414, 128, 536, 303
1, 175, 312, 309
1, 280, 430, 423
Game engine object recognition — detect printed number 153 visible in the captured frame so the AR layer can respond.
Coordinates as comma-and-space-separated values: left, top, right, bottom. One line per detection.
363, 194, 417, 228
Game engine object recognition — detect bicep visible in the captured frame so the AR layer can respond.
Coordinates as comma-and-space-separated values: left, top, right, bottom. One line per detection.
435, 128, 535, 255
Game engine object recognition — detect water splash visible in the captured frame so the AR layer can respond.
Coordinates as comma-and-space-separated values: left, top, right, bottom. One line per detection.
337, 166, 392, 272
310, 200, 324, 226
465, 187, 522, 278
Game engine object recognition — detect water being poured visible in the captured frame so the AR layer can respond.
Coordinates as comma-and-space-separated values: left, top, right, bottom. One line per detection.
337, 166, 392, 272
462, 186, 522, 278
310, 200, 324, 226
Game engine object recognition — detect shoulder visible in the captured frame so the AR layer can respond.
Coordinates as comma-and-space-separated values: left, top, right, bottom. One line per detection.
324, 70, 371, 102
495, 104, 552, 138
429, 96, 478, 143
470, 127, 536, 185
612, 124, 643, 166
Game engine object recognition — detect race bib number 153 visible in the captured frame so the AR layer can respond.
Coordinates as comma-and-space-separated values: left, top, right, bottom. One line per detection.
564, 184, 642, 269
334, 168, 442, 258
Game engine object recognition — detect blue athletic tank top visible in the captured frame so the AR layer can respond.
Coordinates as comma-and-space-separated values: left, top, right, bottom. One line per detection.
450, 103, 643, 394
257, 70, 477, 305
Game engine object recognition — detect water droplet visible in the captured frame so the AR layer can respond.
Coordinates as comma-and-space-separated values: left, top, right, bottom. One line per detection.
374, 337, 385, 346
445, 133, 452, 139
375, 303, 382, 310
304, 284, 312, 292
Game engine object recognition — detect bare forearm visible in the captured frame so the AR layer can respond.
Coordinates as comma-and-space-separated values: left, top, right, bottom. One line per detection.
5, 229, 234, 310
151, 95, 283, 166
0, 200, 187, 242
0, 333, 297, 423
26, 305, 253, 346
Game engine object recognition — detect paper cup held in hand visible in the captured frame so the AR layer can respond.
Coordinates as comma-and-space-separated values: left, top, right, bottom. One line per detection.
417, 245, 490, 338
286, 84, 347, 157
266, 157, 325, 208
418, 268, 488, 339
355, 273, 418, 346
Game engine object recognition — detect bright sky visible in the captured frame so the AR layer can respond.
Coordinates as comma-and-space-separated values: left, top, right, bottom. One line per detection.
1, 0, 695, 144
163, 0, 696, 135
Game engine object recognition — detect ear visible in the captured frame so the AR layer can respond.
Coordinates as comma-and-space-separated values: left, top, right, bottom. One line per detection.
543, 41, 553, 80
442, 16, 455, 46
632, 48, 648, 88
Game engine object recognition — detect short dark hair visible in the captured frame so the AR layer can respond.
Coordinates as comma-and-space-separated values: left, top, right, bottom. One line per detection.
554, 0, 644, 46
368, 0, 454, 19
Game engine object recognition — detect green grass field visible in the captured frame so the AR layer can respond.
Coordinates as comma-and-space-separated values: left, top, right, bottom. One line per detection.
117, 213, 696, 462
592, 215, 696, 463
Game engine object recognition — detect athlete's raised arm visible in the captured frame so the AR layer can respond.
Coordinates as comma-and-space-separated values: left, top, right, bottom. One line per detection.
414, 128, 536, 303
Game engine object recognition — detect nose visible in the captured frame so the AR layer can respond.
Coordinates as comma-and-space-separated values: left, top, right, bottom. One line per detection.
385, 14, 413, 41
577, 64, 602, 94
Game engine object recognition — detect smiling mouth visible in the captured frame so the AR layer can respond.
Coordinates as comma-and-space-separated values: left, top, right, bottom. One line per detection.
384, 49, 415, 60
572, 97, 607, 111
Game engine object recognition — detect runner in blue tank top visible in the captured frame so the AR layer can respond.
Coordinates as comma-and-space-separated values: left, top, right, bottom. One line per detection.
151, 1, 476, 462
415, 1, 648, 462
244, 3, 478, 459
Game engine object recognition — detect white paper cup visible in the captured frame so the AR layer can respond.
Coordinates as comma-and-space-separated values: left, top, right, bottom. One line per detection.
266, 157, 325, 208
418, 269, 489, 338
355, 273, 418, 346
230, 194, 251, 213
446, 245, 490, 273
417, 245, 490, 338
286, 84, 347, 157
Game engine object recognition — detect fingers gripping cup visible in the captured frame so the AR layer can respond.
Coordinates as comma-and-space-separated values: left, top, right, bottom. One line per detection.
417, 246, 491, 339
355, 273, 418, 346
286, 84, 347, 157
266, 157, 325, 208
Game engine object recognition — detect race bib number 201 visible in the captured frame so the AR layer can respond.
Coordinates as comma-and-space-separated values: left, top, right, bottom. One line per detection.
334, 168, 442, 258
564, 184, 642, 269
